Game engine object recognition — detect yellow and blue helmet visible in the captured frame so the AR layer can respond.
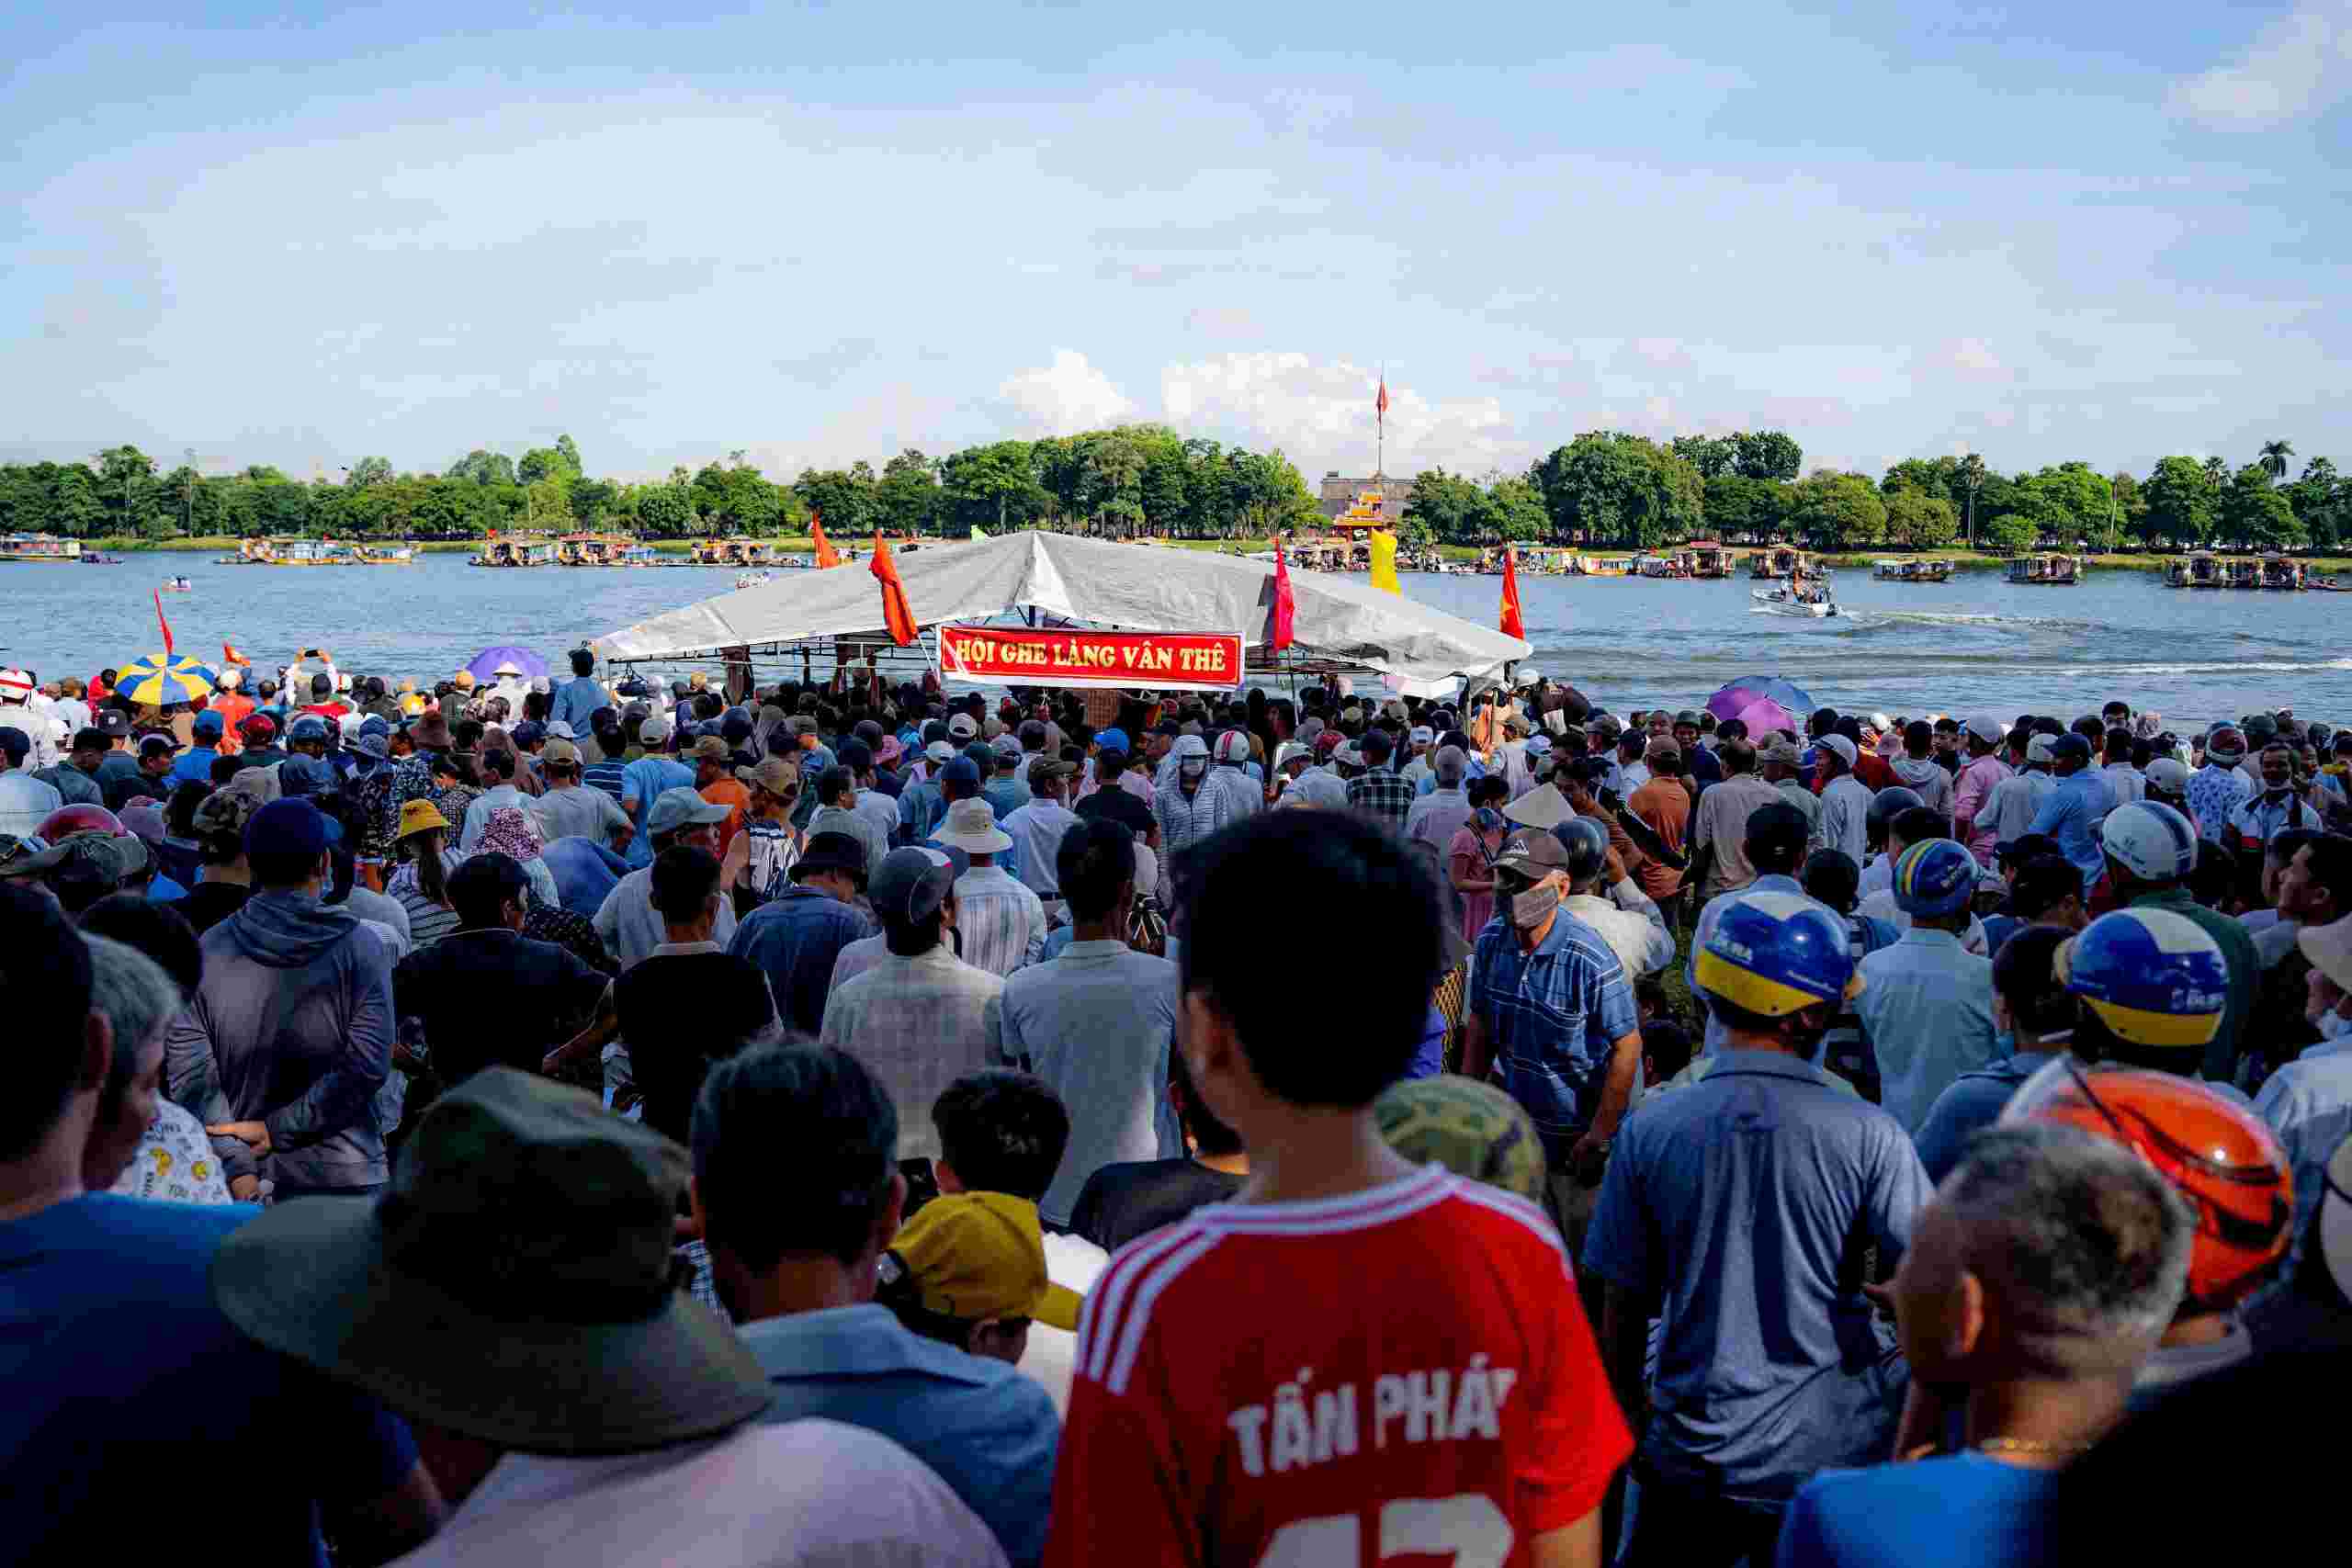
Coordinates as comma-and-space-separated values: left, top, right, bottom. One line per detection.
1892, 837, 1978, 919
2057, 908, 2227, 1049
1693, 890, 1862, 1017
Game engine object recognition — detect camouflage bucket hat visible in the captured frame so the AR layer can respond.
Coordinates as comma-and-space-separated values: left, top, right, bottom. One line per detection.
1374, 1074, 1548, 1203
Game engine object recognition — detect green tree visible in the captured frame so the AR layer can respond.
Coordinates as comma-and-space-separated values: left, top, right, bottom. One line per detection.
1732, 430, 1804, 481
1403, 468, 1488, 544
2140, 456, 2214, 547
2289, 457, 2342, 550
568, 479, 619, 527
345, 456, 394, 489
792, 467, 877, 537
1530, 433, 1700, 547
2106, 470, 2144, 550
1881, 457, 1961, 505
2259, 439, 2295, 482
632, 482, 693, 538
1957, 452, 1987, 548
1702, 473, 1788, 542
1670, 434, 1737, 479
1883, 488, 1959, 549
876, 449, 944, 536
1980, 511, 2036, 555
1487, 475, 1549, 543
2024, 462, 2112, 544
445, 449, 515, 486
943, 441, 1047, 534
1788, 470, 1886, 549
2220, 462, 2302, 548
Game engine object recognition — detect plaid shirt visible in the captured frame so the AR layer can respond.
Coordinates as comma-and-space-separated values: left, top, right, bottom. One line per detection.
1471, 909, 1639, 1144
1346, 767, 1418, 827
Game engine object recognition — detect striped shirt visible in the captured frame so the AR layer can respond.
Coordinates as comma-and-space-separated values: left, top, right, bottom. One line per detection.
952, 864, 1047, 978
581, 758, 628, 806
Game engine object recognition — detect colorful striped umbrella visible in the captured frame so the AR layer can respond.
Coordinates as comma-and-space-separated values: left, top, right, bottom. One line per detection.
115, 652, 217, 706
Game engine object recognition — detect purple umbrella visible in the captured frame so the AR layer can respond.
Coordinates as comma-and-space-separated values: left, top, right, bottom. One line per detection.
1706, 675, 1815, 721
464, 645, 549, 682
1728, 696, 1795, 739
1704, 684, 1770, 723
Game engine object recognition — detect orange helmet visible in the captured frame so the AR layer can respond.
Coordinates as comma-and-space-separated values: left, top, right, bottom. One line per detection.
35, 804, 126, 843
2006, 1062, 2291, 1309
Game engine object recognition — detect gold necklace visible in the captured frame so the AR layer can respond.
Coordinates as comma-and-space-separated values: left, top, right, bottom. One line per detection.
1976, 1437, 2093, 1456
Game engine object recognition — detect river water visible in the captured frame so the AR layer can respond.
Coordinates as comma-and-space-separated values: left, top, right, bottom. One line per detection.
4, 554, 2344, 727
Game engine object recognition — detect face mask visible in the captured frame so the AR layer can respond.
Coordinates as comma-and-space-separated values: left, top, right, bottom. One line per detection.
1509, 880, 1560, 930
2322, 1010, 2352, 1042
1180, 759, 1207, 782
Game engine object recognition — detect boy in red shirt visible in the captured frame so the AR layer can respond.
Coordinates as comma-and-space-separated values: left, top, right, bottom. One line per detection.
1046, 811, 1630, 1568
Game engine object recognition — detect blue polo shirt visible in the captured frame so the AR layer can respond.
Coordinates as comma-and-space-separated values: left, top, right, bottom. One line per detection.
1912, 1049, 2055, 1184
618, 753, 695, 866
1469, 905, 1640, 1145
1584, 1050, 1932, 1506
165, 744, 219, 787
727, 885, 876, 1035
739, 1304, 1059, 1568
1776, 1453, 2057, 1568
2027, 767, 2117, 891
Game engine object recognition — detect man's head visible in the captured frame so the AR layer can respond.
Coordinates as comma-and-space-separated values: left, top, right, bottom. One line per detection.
569, 647, 594, 678
692, 1043, 903, 1319
869, 846, 957, 957
1027, 757, 1075, 806
2011, 854, 2089, 931
1176, 812, 1445, 1135
877, 1187, 1079, 1365
1991, 923, 2080, 1047
1800, 849, 1862, 915
1894, 1124, 2190, 1391
1431, 744, 1467, 787
1964, 713, 2006, 757
1673, 714, 1701, 752
1814, 733, 1857, 780
2278, 832, 2352, 927
1057, 818, 1136, 926
649, 844, 723, 933
789, 830, 867, 903
1904, 719, 1933, 759
1743, 800, 1811, 877
2097, 800, 2199, 896
1690, 886, 1861, 1055
0, 884, 104, 1177
79, 932, 185, 1193
691, 734, 730, 785
448, 852, 530, 931
2259, 741, 2296, 792
646, 786, 729, 854
931, 1069, 1070, 1204
242, 798, 336, 891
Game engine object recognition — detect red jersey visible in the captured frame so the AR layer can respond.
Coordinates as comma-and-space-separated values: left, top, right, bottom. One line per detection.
1046, 1164, 1629, 1568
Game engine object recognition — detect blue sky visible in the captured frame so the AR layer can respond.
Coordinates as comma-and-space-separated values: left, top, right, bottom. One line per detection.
3, 3, 2346, 483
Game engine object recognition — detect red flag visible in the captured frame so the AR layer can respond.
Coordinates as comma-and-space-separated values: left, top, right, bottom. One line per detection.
1376, 377, 1389, 417
1498, 545, 1525, 641
870, 532, 919, 646
811, 508, 841, 569
153, 589, 175, 658
1270, 537, 1296, 652
222, 643, 247, 666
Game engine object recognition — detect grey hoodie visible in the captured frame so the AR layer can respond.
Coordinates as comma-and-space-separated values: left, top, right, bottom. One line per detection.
1891, 755, 1956, 819
165, 889, 396, 1192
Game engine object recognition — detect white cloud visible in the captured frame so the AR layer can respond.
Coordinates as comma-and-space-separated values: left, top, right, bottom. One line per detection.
1160, 353, 1521, 474
997, 350, 1134, 434
2170, 4, 2352, 130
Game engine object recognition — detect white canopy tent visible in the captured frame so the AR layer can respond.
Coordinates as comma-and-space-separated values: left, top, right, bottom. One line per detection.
591, 531, 1530, 687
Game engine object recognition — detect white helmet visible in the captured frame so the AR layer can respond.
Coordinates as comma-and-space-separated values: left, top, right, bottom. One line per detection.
1214, 730, 1251, 763
2098, 800, 2199, 882
1513, 666, 1543, 687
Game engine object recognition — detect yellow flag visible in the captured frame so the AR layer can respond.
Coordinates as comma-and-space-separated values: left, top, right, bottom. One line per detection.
1369, 528, 1401, 595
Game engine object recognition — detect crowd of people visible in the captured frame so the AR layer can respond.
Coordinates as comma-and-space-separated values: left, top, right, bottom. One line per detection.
4, 646, 2348, 1567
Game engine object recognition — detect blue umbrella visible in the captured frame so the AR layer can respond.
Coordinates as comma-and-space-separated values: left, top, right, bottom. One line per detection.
465, 645, 549, 682
1711, 675, 1814, 714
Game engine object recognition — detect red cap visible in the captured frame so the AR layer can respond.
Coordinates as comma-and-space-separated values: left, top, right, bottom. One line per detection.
240, 713, 277, 739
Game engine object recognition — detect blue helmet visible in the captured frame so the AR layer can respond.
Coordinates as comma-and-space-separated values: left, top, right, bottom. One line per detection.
1692, 890, 1862, 1018
2057, 908, 2227, 1050
1892, 838, 1977, 918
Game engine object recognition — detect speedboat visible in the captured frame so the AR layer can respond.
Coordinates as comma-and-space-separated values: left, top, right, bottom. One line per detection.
1752, 587, 1838, 618
159, 576, 194, 592
734, 570, 773, 589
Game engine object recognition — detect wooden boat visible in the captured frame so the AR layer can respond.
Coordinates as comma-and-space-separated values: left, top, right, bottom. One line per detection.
2223, 557, 2262, 590
473, 535, 559, 568
1634, 553, 1684, 579
2261, 554, 2308, 590
0, 532, 82, 562
1683, 540, 1734, 579
352, 544, 416, 565
1750, 545, 1816, 580
2180, 551, 2224, 588
557, 533, 635, 567
234, 537, 356, 566
691, 539, 777, 568
1872, 558, 1954, 583
2312, 576, 2348, 592
2006, 553, 2085, 585
1577, 556, 1632, 577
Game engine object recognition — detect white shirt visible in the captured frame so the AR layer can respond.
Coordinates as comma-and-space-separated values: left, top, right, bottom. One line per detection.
1001, 797, 1081, 899
1561, 883, 1677, 978
0, 705, 60, 773
0, 768, 63, 839
952, 863, 1047, 977
2102, 761, 2146, 806
392, 1420, 1008, 1568
594, 864, 739, 971
1815, 775, 1874, 865
1976, 770, 2057, 847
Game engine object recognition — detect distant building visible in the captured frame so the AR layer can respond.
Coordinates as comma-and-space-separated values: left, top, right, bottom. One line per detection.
1317, 471, 1417, 525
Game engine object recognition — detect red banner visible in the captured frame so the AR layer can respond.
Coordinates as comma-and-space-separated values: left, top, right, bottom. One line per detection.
936, 625, 1244, 691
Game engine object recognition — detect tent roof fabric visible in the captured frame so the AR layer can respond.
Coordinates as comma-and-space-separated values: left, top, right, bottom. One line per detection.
591, 532, 1530, 686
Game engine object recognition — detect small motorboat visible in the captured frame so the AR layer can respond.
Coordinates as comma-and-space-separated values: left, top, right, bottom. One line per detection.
734, 570, 773, 589
80, 552, 123, 565
1752, 587, 1838, 618
159, 576, 195, 592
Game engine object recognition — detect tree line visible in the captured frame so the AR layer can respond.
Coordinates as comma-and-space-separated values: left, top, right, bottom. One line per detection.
0, 427, 1326, 544
1400, 432, 2344, 555
1, 427, 2340, 557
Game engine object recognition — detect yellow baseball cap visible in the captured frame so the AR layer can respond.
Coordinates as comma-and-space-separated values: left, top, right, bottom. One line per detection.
880, 1192, 1080, 1330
